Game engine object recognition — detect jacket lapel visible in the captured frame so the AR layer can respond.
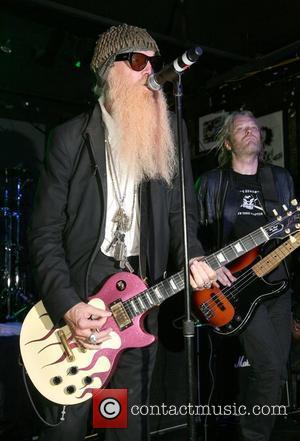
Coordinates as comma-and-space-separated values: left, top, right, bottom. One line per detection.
86, 103, 107, 187
85, 103, 107, 241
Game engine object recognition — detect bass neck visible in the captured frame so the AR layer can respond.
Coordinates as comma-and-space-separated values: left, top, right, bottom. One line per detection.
253, 232, 300, 278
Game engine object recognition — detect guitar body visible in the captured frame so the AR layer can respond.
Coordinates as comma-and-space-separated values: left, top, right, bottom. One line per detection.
20, 272, 155, 405
194, 252, 288, 336
20, 205, 300, 405
213, 272, 287, 336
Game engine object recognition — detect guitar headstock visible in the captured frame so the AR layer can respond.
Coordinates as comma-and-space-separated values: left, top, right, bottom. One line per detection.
264, 199, 300, 240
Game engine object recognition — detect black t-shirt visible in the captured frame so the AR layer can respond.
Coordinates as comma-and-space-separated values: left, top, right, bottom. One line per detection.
225, 170, 287, 282
230, 170, 267, 240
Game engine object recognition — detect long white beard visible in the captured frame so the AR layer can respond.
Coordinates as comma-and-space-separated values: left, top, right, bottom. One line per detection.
104, 71, 177, 185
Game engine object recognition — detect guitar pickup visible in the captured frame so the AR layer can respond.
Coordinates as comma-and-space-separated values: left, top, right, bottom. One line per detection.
110, 299, 132, 330
200, 303, 214, 320
214, 295, 226, 311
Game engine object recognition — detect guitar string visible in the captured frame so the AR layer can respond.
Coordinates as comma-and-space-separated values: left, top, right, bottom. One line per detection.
120, 211, 299, 318
210, 248, 290, 303
199, 268, 283, 327
121, 226, 272, 316
121, 243, 292, 320
210, 205, 299, 258
208, 241, 297, 306
198, 241, 299, 317
203, 244, 295, 309
194, 224, 300, 314
122, 243, 284, 318
121, 237, 297, 319
124, 237, 297, 320
205, 229, 268, 267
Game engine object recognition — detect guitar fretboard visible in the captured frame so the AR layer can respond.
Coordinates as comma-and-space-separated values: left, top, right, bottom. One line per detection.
123, 225, 272, 319
253, 232, 300, 277
204, 227, 268, 269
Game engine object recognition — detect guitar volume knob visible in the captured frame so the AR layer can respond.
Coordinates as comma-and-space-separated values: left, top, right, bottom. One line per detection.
65, 385, 76, 394
83, 376, 93, 385
67, 366, 79, 375
51, 376, 63, 385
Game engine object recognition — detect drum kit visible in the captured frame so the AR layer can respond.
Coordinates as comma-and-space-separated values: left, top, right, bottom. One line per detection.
0, 167, 34, 322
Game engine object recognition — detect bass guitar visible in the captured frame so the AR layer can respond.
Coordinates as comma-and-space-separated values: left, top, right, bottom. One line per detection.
20, 201, 300, 405
194, 232, 300, 336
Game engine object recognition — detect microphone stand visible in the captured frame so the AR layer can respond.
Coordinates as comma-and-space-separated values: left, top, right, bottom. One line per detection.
173, 73, 197, 441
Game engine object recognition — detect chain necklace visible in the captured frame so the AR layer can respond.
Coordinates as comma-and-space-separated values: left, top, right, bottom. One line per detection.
105, 136, 136, 271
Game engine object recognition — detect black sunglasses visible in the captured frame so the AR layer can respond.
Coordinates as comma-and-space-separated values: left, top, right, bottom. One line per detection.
114, 52, 163, 73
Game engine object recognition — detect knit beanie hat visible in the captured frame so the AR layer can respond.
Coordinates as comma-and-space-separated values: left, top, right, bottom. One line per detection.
90, 24, 159, 82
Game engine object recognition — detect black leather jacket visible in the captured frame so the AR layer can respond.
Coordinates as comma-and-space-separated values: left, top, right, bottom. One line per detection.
197, 163, 295, 252
28, 104, 203, 325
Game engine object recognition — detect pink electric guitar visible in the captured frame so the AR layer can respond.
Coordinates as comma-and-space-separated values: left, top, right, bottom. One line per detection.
20, 201, 300, 405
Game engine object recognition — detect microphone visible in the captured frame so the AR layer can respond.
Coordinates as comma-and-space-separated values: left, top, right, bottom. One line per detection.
147, 46, 203, 91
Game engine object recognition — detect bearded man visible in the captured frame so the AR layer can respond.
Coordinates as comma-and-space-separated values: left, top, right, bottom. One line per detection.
28, 24, 215, 441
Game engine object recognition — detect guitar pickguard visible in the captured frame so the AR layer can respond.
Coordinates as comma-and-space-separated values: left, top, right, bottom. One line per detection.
20, 272, 156, 405
20, 299, 122, 404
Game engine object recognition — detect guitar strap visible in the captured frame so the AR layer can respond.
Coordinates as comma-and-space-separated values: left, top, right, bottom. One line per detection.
258, 165, 281, 219
139, 181, 149, 280
259, 165, 291, 280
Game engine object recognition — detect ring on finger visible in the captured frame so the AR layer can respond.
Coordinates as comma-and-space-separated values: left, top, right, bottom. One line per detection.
88, 333, 97, 345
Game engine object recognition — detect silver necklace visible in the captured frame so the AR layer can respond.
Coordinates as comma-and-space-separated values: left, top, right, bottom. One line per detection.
105, 136, 136, 271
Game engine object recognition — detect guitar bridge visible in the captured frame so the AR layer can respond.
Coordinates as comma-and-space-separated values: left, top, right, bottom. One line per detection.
110, 299, 132, 330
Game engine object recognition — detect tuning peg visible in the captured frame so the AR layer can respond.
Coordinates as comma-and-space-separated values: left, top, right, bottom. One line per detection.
273, 209, 282, 220
296, 224, 300, 229
291, 199, 298, 206
282, 204, 293, 216
285, 228, 291, 234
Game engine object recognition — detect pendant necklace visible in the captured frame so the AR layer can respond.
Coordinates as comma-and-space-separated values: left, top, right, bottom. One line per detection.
105, 136, 136, 271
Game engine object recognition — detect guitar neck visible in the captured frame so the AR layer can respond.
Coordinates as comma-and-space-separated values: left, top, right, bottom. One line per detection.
253, 232, 300, 278
203, 226, 269, 270
124, 223, 274, 319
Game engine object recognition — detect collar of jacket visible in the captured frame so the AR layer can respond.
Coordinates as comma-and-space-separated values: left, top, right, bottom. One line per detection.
84, 102, 107, 202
